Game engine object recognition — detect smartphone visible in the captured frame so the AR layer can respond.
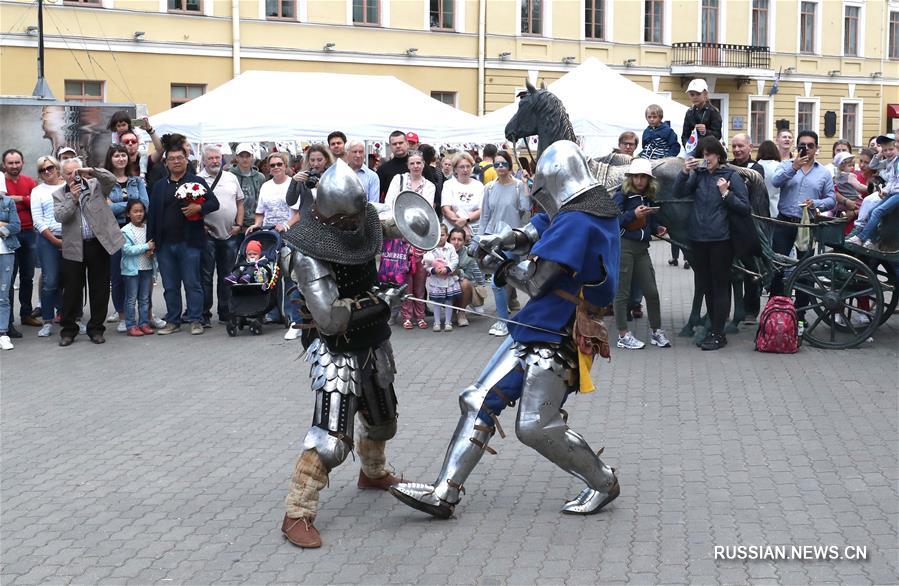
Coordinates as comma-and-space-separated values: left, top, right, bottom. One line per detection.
698, 159, 709, 169
798, 145, 808, 157
131, 118, 145, 128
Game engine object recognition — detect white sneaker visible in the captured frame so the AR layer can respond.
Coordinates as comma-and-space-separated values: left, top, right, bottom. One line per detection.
834, 313, 847, 327
850, 313, 871, 327
846, 235, 863, 246
489, 321, 509, 336
116, 322, 127, 333
863, 240, 878, 250
617, 331, 645, 349
151, 317, 167, 329
457, 313, 469, 327
650, 329, 671, 348
77, 321, 87, 335
433, 323, 442, 332
0, 335, 13, 350
443, 324, 454, 332
284, 322, 302, 340
106, 312, 120, 323
38, 323, 52, 337
469, 305, 485, 315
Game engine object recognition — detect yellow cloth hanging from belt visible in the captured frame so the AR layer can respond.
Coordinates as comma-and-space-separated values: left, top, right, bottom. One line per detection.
577, 290, 596, 394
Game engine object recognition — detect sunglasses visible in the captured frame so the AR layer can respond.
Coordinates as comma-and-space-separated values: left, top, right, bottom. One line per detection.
269, 162, 284, 167
39, 166, 56, 173
798, 142, 816, 148
494, 161, 510, 168
121, 139, 139, 145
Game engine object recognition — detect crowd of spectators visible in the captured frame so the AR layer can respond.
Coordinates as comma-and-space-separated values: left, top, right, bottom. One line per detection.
0, 81, 895, 352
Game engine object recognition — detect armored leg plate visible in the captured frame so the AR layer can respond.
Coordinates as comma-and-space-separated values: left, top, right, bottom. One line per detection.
389, 482, 455, 519
561, 475, 620, 515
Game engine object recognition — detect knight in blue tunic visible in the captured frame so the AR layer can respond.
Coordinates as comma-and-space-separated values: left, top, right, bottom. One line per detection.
390, 140, 623, 518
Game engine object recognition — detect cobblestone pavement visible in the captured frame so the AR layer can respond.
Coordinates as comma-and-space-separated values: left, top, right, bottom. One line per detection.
2, 242, 897, 585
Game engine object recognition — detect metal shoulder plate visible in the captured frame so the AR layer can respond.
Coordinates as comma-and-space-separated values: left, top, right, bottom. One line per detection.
286, 250, 334, 284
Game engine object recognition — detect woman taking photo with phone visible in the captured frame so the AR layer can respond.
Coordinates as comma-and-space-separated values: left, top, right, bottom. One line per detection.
674, 137, 751, 351
613, 159, 670, 350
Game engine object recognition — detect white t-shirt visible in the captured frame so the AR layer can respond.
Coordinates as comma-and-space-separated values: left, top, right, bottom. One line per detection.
441, 177, 485, 233
199, 169, 244, 240
256, 178, 292, 228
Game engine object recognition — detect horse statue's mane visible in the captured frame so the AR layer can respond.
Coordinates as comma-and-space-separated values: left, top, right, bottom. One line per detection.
504, 80, 576, 158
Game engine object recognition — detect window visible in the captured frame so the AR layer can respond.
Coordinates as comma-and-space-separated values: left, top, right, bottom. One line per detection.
171, 83, 205, 109
749, 98, 770, 146
521, 0, 542, 35
168, 0, 201, 11
353, 0, 379, 25
585, 0, 604, 40
266, 0, 295, 19
891, 11, 899, 59
799, 1, 816, 53
431, 91, 457, 107
751, 0, 768, 46
644, 0, 663, 44
430, 0, 453, 29
64, 80, 103, 101
844, 5, 859, 56
796, 100, 818, 133
701, 0, 718, 43
841, 102, 859, 146
64, 0, 101, 4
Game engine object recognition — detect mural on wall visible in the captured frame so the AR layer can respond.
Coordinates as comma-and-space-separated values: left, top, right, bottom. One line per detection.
0, 102, 135, 169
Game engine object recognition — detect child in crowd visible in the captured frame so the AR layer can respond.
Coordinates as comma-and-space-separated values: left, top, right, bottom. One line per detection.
830, 152, 865, 222
120, 200, 156, 337
681, 79, 723, 149
450, 226, 487, 325
639, 104, 681, 160
847, 134, 898, 250
225, 240, 272, 286
378, 236, 415, 326
108, 111, 152, 177
422, 225, 460, 332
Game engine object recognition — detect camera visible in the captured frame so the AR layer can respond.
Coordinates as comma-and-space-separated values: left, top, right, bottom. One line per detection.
798, 145, 808, 157
305, 171, 321, 188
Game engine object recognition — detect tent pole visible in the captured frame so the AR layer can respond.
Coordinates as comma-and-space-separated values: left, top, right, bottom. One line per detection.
477, 0, 485, 116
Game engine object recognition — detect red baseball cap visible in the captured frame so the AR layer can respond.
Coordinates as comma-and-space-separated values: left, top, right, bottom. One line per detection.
405, 132, 419, 143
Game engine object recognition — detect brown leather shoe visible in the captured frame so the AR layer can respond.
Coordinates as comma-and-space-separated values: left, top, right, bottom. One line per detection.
357, 470, 402, 491
58, 336, 74, 347
281, 515, 321, 548
21, 315, 43, 327
90, 335, 106, 344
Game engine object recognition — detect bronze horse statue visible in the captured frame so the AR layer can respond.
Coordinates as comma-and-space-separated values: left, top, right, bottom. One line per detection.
504, 79, 772, 337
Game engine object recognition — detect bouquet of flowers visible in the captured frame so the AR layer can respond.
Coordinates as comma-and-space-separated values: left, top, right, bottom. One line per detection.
174, 182, 207, 221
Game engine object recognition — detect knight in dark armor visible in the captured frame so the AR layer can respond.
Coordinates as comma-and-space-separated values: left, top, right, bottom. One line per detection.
390, 140, 623, 518
278, 159, 404, 548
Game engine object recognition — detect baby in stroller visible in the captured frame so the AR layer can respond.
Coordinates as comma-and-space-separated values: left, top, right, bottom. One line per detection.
225, 240, 273, 287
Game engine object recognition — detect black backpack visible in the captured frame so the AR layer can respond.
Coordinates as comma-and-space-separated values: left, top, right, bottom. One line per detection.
472, 162, 493, 184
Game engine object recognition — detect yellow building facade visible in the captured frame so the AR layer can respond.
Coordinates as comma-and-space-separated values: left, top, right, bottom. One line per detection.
1, 0, 897, 156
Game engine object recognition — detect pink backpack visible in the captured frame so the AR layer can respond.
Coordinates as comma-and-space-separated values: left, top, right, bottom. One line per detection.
755, 296, 800, 353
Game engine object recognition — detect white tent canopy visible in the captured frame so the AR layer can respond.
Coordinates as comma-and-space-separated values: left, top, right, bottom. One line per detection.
440, 58, 690, 156
150, 70, 482, 144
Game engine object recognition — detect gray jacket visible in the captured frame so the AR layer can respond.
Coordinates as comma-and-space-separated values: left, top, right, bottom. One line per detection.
53, 168, 125, 261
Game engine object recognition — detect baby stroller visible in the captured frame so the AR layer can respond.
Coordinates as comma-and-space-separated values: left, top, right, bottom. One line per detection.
226, 229, 283, 336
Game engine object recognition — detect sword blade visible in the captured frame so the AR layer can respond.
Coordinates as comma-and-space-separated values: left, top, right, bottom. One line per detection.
403, 295, 565, 337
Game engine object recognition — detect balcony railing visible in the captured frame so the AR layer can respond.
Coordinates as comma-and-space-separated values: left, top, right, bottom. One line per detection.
671, 42, 771, 70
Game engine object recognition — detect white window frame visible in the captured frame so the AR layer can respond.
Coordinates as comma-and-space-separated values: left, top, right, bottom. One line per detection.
890, 3, 899, 61
747, 95, 773, 146
797, 0, 821, 55
710, 92, 729, 143
422, 0, 464, 32
430, 91, 458, 108
516, 0, 552, 38
747, 0, 776, 50
697, 0, 725, 44
841, 0, 865, 58
839, 98, 863, 147
640, 0, 671, 45
580, 0, 613, 42
161, 0, 212, 16
794, 97, 820, 135
258, 0, 306, 21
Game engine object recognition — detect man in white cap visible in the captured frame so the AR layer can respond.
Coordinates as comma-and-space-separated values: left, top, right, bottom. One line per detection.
681, 78, 722, 147
56, 146, 78, 162
228, 143, 265, 233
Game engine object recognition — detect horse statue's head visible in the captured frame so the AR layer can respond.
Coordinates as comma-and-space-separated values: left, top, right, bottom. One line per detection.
505, 80, 577, 158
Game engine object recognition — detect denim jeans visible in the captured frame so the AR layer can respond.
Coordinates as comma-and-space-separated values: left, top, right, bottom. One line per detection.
123, 270, 153, 328
202, 235, 240, 322
37, 236, 62, 321
858, 193, 899, 242
492, 279, 509, 320
109, 248, 124, 314
156, 241, 204, 325
8, 228, 35, 324
0, 253, 15, 333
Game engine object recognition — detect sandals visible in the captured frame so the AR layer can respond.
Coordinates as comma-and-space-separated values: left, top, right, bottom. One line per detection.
402, 320, 414, 330
417, 319, 428, 329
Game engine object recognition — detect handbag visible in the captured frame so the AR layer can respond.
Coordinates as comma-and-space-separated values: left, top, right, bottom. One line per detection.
471, 284, 489, 307
794, 206, 811, 252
